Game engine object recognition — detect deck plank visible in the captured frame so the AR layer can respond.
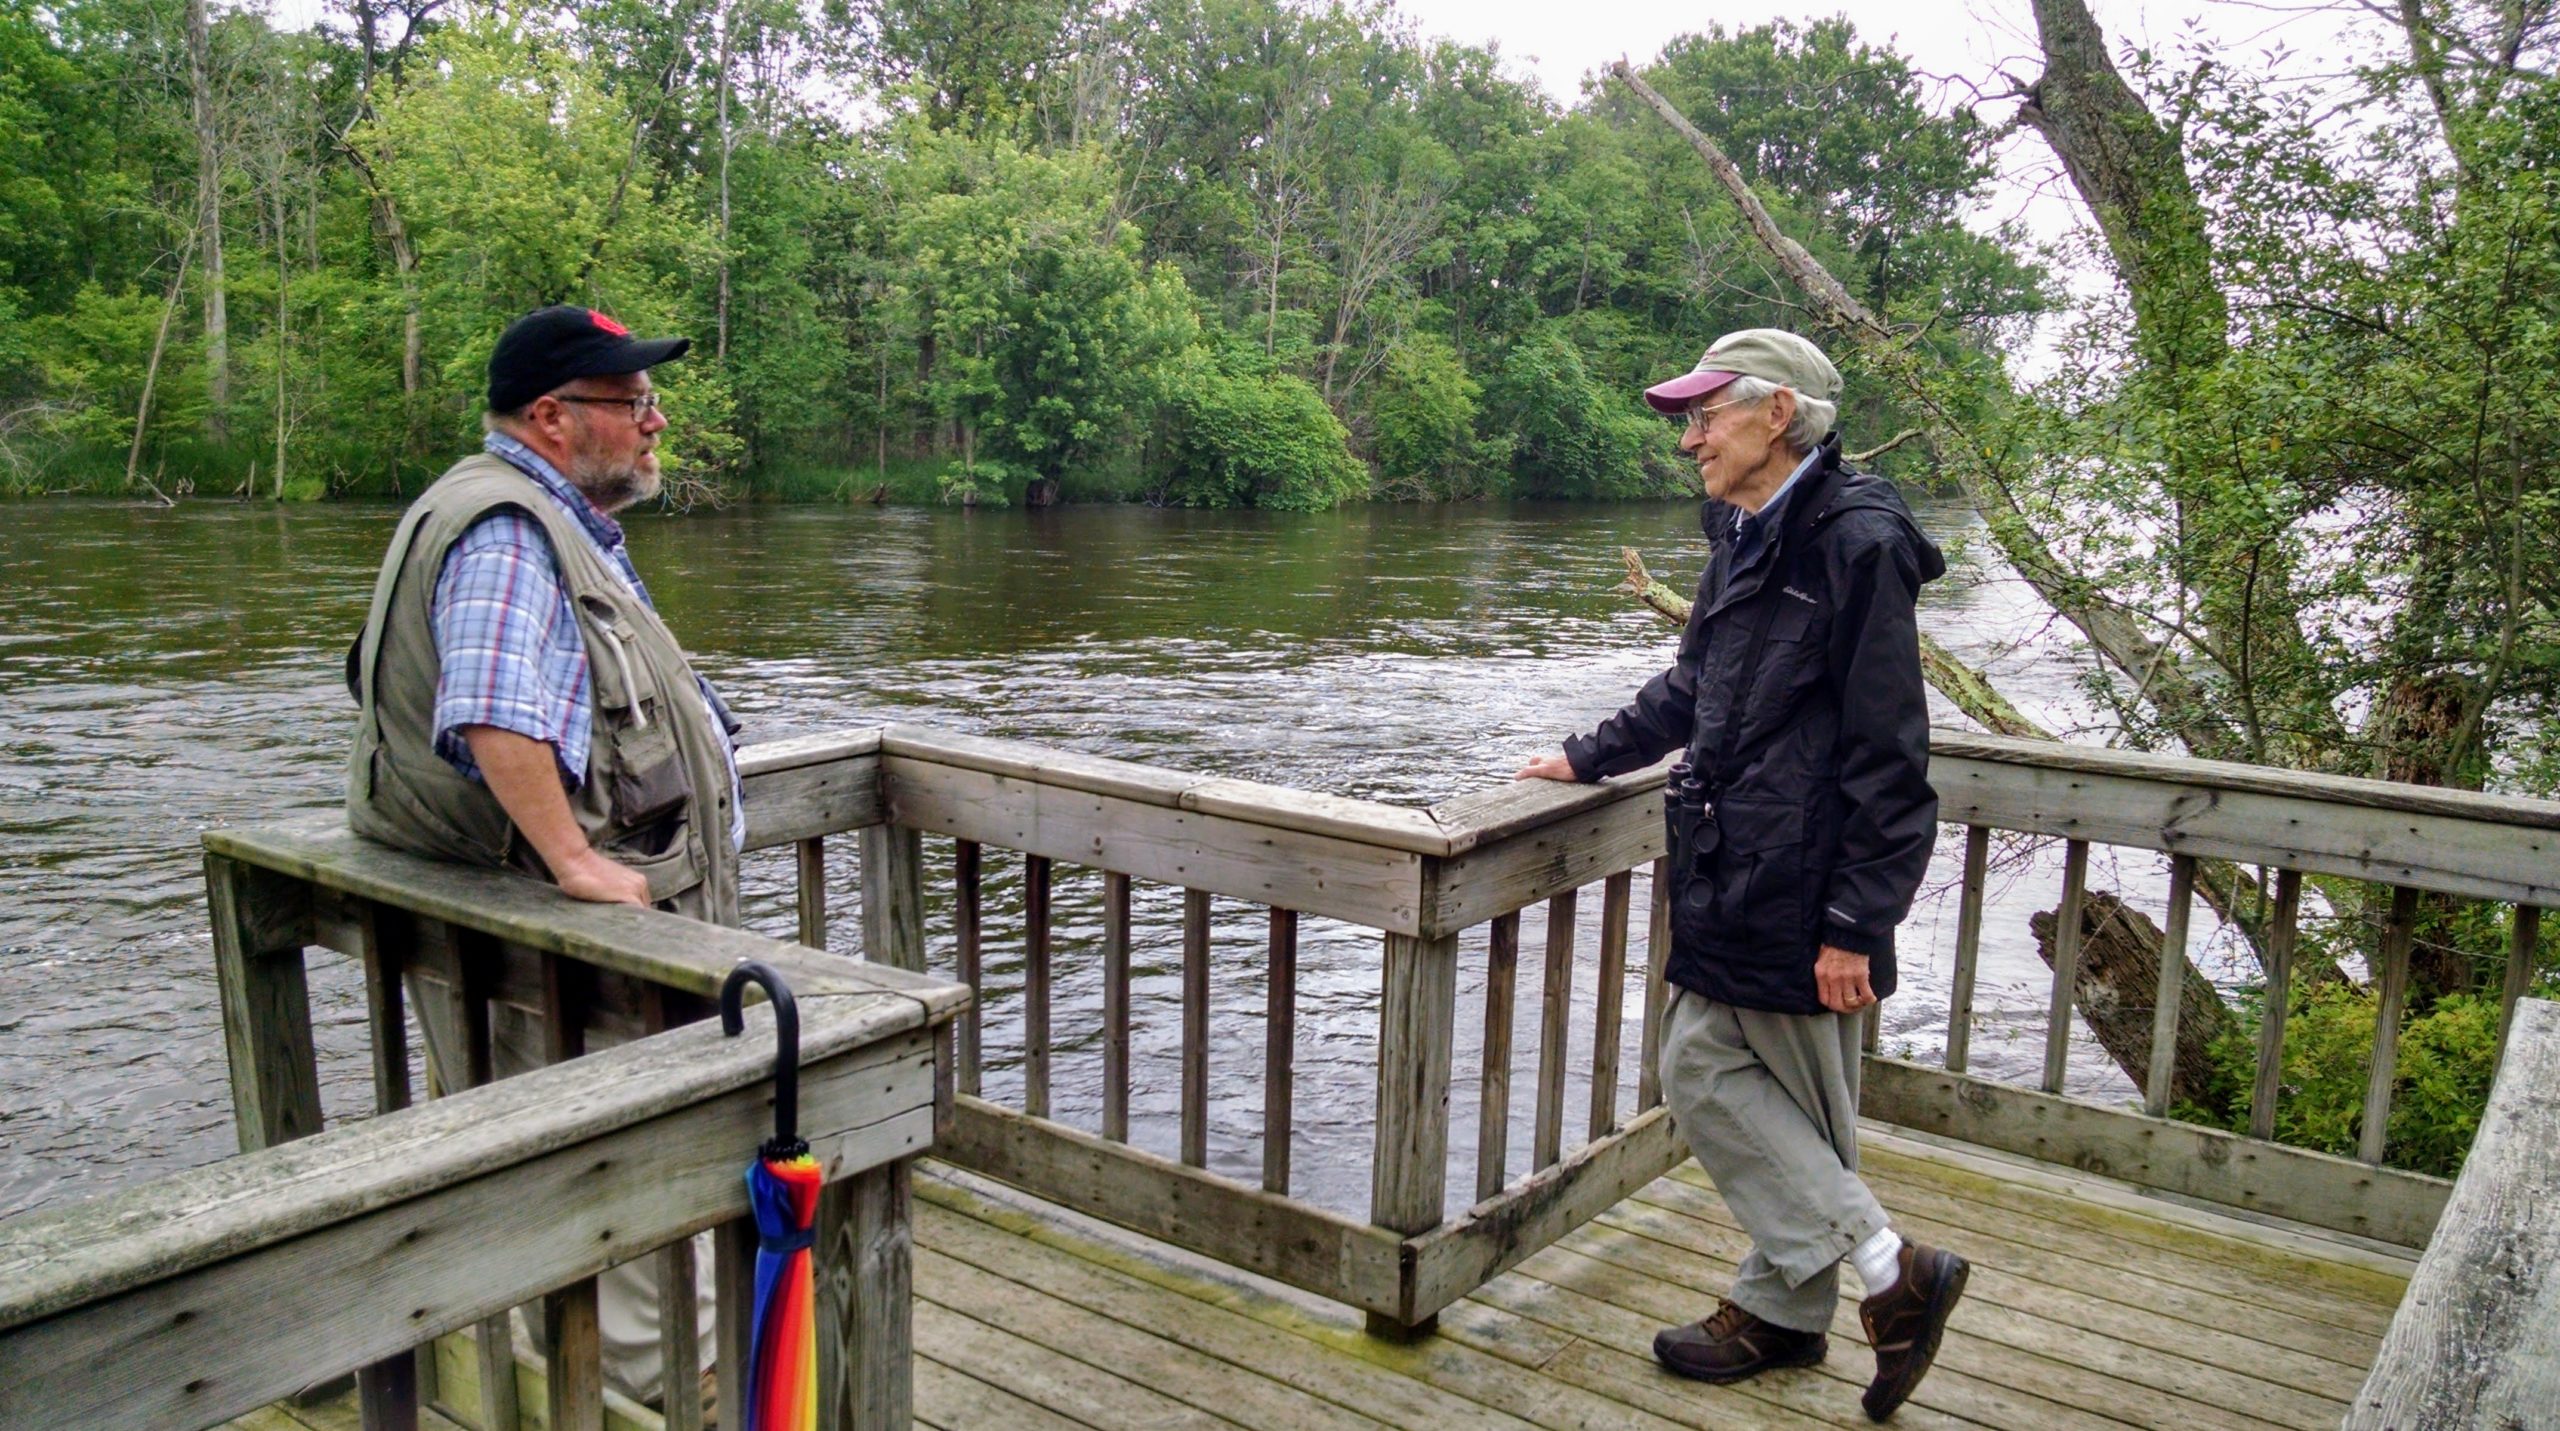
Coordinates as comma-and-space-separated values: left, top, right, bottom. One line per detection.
1526, 1226, 2310, 1430
1663, 1161, 2402, 1343
222, 1128, 2403, 1431
1849, 1149, 2410, 1317
1587, 1198, 2365, 1399
916, 1355, 1095, 1430
915, 1299, 1233, 1430
915, 1246, 1386, 1431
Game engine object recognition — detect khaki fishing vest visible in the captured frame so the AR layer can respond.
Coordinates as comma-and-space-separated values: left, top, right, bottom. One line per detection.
346, 453, 738, 924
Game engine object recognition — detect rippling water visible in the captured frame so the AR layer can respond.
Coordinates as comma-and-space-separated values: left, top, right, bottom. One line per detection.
0, 496, 2199, 1219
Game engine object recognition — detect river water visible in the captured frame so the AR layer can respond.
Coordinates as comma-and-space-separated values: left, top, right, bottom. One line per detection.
0, 496, 2192, 1220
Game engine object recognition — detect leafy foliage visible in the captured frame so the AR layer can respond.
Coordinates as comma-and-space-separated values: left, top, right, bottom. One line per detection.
0, 0, 2031, 507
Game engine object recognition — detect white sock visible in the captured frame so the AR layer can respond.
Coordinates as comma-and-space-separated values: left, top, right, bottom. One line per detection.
1850, 1226, 1904, 1296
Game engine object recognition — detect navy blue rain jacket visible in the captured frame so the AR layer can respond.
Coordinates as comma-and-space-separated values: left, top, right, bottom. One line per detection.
1563, 436, 1946, 1014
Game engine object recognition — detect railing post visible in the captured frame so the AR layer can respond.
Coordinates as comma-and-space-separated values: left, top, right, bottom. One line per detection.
2143, 854, 2197, 1116
1182, 888, 1210, 1166
1477, 913, 1520, 1202
859, 824, 926, 972
2041, 838, 2090, 1095
206, 853, 321, 1152
2362, 885, 2420, 1164
796, 836, 828, 950
818, 1161, 914, 1431
2249, 869, 2304, 1141
1637, 858, 1671, 1111
1102, 871, 1133, 1142
1946, 826, 1989, 1073
1264, 908, 1298, 1195
1369, 928, 1459, 1339
2495, 904, 2544, 1078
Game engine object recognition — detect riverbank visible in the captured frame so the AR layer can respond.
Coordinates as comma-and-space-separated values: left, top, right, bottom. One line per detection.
0, 494, 2113, 1220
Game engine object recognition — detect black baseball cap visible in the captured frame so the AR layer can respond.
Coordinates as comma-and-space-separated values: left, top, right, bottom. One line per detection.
486, 304, 690, 414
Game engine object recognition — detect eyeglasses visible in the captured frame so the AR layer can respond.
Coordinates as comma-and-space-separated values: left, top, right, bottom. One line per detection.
1681, 397, 1752, 433
553, 392, 663, 424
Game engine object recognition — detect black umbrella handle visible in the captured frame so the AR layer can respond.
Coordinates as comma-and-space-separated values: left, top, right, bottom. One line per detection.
720, 961, 801, 1150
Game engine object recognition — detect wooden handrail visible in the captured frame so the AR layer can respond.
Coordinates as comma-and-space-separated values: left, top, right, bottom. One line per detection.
0, 998, 942, 1430
2348, 998, 2560, 1427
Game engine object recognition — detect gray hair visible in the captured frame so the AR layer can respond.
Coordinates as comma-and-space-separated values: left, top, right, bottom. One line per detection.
1722, 376, 1836, 453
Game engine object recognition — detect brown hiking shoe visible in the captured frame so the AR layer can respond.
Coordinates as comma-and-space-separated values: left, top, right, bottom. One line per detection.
1653, 1298, 1829, 1383
1858, 1242, 1969, 1420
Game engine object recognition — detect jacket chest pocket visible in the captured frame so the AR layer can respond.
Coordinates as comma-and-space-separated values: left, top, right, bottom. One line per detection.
1750, 600, 1829, 707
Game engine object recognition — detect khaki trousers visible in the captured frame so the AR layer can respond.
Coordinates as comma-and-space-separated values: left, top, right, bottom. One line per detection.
1657, 989, 1890, 1332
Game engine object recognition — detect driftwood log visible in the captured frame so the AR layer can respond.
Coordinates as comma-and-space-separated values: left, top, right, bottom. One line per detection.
2032, 891, 2237, 1107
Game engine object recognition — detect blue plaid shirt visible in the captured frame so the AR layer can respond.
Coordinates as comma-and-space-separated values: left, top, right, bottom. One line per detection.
1731, 447, 1821, 574
430, 432, 743, 850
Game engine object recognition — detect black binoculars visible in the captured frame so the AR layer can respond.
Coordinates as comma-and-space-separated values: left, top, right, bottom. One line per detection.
1664, 760, 1719, 884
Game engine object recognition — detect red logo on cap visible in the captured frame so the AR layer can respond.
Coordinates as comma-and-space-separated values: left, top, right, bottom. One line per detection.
588, 310, 630, 337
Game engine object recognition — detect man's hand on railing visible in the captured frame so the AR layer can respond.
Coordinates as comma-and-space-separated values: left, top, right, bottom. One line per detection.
1516, 752, 1577, 782
556, 848, 651, 907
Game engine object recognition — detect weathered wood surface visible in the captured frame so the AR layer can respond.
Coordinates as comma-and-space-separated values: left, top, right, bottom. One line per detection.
881, 756, 1427, 933
240, 1109, 2407, 1431
201, 816, 966, 1021
1931, 739, 2560, 905
1533, 891, 1578, 1172
1861, 1057, 2451, 1248
0, 1019, 939, 1430
860, 822, 928, 973
1947, 826, 1989, 1074
1264, 908, 1298, 1197
1101, 870, 1132, 1144
939, 1094, 1404, 1315
819, 1161, 915, 1431
1411, 1105, 1689, 1318
1419, 734, 2560, 923
737, 732, 882, 851
896, 1121, 2403, 1431
2029, 888, 2235, 1109
207, 854, 323, 1153
877, 724, 1449, 853
1181, 887, 1210, 1167
1590, 871, 1632, 1140
2348, 999, 2560, 1429
1477, 912, 1521, 1203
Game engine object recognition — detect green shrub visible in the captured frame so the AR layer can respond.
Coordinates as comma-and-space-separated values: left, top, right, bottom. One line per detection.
1483, 324, 1684, 499
1148, 347, 1368, 511
1369, 331, 1494, 500
2180, 981, 2503, 1177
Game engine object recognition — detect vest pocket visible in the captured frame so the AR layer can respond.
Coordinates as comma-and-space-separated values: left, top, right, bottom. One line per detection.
607, 718, 694, 844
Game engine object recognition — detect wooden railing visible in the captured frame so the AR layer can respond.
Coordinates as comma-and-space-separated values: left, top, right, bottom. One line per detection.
746, 723, 2558, 1339
2347, 997, 2560, 1428
90, 812, 965, 1431
0, 888, 959, 1431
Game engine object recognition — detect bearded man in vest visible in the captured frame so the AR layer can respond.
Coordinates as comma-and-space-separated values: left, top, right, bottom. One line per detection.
346, 305, 739, 1409
1518, 330, 1966, 1421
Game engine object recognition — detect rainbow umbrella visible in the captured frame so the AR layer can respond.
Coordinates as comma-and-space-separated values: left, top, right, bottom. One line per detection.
721, 962, 821, 1431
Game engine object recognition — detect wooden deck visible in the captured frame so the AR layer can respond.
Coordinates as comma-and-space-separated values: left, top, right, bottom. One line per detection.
257, 1125, 2407, 1431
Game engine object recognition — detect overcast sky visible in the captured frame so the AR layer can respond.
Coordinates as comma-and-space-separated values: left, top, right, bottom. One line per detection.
1392, 0, 2389, 248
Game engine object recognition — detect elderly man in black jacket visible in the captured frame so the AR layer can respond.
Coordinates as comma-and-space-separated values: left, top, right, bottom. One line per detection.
1520, 329, 1965, 1421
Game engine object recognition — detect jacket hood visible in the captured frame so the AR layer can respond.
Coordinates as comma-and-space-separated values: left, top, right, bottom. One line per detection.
1696, 435, 1949, 584
1817, 466, 1948, 584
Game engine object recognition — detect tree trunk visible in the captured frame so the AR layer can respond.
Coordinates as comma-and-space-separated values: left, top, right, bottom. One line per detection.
271, 161, 288, 499
127, 232, 200, 491
188, 0, 228, 443
715, 0, 733, 363
2032, 890, 2237, 1109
